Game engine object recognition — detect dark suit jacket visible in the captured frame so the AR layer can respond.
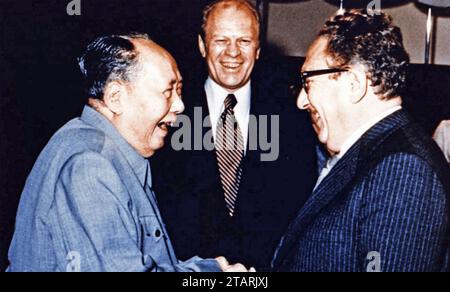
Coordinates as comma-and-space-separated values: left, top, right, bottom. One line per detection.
152, 60, 317, 270
272, 110, 450, 272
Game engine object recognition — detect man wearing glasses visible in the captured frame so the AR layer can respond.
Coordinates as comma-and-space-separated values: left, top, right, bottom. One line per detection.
272, 10, 450, 272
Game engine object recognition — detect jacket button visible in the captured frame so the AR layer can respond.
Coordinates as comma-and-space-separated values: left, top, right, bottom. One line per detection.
155, 230, 161, 237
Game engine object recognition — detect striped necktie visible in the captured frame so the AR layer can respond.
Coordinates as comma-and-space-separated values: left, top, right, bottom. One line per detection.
215, 94, 244, 217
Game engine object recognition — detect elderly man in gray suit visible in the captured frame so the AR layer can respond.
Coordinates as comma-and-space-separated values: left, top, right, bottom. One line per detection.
7, 33, 250, 272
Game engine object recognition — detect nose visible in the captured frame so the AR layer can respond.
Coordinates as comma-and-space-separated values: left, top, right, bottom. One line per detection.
171, 94, 185, 115
225, 41, 240, 58
297, 88, 309, 110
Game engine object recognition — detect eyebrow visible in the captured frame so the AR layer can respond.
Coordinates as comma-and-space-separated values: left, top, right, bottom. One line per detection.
210, 34, 254, 39
167, 78, 183, 88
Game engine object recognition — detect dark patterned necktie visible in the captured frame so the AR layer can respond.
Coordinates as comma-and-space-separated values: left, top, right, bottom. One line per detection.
215, 94, 244, 217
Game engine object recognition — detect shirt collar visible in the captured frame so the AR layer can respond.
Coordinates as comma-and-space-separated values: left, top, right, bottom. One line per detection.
205, 77, 251, 119
205, 78, 252, 153
80, 105, 150, 187
337, 105, 403, 159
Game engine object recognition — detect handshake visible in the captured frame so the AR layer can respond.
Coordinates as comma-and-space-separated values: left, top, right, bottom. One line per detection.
215, 257, 256, 272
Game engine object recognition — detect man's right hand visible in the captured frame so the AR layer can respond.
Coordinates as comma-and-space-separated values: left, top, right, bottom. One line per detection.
215, 256, 256, 272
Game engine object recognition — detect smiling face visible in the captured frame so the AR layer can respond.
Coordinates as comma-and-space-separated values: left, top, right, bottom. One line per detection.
297, 37, 350, 155
120, 39, 184, 157
199, 4, 260, 92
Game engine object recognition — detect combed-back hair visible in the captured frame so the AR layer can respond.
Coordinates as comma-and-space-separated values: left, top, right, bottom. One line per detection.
78, 33, 150, 99
201, 0, 260, 39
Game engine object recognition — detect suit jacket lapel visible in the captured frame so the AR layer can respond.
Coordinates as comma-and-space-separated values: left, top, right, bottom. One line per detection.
272, 110, 411, 270
235, 82, 266, 213
271, 143, 360, 269
188, 85, 230, 217
195, 87, 222, 189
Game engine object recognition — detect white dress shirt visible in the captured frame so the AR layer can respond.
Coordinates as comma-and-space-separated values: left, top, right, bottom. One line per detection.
433, 120, 450, 163
205, 77, 251, 154
314, 106, 403, 190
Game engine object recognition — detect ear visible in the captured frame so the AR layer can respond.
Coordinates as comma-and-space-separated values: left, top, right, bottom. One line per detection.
256, 46, 261, 60
103, 81, 125, 115
198, 35, 207, 58
347, 66, 368, 104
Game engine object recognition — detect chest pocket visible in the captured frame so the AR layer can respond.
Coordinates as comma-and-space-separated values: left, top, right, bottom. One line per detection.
139, 215, 169, 266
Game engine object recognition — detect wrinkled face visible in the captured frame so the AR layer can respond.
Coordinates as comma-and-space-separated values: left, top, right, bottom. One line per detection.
297, 37, 349, 155
122, 41, 184, 157
199, 6, 260, 92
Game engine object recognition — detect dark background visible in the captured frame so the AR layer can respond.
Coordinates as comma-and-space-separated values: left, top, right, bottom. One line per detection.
0, 0, 449, 271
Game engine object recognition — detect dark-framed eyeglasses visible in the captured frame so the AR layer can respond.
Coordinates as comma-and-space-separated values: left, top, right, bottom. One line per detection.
299, 68, 348, 94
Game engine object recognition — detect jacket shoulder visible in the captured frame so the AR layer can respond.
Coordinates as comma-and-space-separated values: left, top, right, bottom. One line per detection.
361, 121, 450, 191
50, 118, 108, 154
